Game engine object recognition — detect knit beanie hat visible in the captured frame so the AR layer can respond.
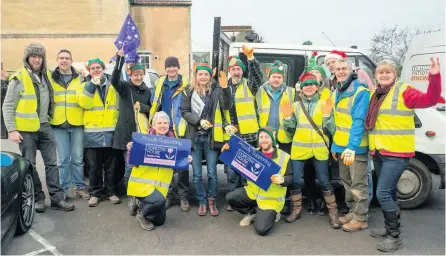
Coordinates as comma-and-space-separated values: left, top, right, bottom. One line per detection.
310, 65, 327, 79
87, 58, 105, 70
227, 56, 246, 72
23, 42, 46, 69
299, 72, 319, 88
165, 56, 180, 69
194, 61, 212, 75
323, 50, 347, 64
266, 60, 285, 77
257, 126, 278, 147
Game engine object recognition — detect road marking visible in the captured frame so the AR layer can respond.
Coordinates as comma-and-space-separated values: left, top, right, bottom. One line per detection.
27, 229, 62, 255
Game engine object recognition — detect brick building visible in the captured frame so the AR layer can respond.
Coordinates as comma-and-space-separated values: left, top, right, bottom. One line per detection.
1, 0, 192, 78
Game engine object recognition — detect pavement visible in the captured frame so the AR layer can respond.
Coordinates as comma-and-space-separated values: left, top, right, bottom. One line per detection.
1, 139, 445, 255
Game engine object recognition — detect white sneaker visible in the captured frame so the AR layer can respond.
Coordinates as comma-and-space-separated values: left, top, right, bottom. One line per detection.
239, 213, 256, 226
275, 212, 281, 222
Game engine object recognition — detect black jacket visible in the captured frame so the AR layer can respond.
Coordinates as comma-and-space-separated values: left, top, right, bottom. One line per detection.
181, 81, 232, 150
110, 55, 152, 150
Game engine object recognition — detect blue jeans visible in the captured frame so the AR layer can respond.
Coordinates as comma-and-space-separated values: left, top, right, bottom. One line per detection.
226, 165, 244, 192
192, 135, 218, 205
374, 153, 410, 211
291, 158, 332, 192
52, 126, 86, 193
123, 150, 132, 187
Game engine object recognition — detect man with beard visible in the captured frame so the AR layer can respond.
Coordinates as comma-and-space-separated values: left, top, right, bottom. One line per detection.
2, 42, 75, 213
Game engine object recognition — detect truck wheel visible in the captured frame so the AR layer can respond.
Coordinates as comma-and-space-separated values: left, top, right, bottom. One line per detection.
397, 158, 432, 209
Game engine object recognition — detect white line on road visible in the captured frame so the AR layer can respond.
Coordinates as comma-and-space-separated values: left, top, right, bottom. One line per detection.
24, 247, 52, 256
27, 229, 62, 255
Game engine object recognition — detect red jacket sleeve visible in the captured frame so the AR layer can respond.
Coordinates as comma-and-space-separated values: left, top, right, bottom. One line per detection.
402, 73, 442, 109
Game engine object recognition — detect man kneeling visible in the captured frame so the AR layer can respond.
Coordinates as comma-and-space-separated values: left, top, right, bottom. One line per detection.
225, 127, 293, 236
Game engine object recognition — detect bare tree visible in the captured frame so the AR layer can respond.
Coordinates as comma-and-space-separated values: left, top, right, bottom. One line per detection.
369, 26, 440, 69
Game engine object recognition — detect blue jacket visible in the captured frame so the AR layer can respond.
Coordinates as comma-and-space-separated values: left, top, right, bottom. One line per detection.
331, 78, 370, 155
160, 75, 186, 132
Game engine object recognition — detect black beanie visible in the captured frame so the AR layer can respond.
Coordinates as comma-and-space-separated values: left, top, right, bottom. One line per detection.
165, 56, 180, 69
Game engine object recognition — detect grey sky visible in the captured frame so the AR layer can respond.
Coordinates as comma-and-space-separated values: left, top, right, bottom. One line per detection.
191, 0, 445, 53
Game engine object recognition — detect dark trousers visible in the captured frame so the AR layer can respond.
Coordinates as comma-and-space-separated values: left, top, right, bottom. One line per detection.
166, 170, 189, 201
138, 189, 166, 226
18, 122, 64, 203
278, 142, 291, 154
374, 153, 410, 211
85, 147, 118, 198
226, 188, 277, 236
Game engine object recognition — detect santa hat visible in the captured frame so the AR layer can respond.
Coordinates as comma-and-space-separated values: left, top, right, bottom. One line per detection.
323, 50, 347, 64
299, 72, 319, 88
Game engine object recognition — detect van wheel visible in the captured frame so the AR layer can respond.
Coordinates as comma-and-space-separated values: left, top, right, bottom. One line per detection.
16, 170, 35, 235
397, 158, 432, 209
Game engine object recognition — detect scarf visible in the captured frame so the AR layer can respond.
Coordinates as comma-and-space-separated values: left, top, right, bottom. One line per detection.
364, 83, 394, 131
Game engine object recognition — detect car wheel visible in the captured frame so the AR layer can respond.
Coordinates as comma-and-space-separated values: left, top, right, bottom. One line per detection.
16, 169, 35, 235
397, 158, 432, 209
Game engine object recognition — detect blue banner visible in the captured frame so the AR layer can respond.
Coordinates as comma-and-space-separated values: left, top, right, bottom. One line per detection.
219, 136, 280, 191
129, 133, 192, 170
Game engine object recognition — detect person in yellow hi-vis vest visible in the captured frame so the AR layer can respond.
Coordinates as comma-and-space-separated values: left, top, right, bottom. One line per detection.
223, 45, 263, 211
50, 49, 90, 201
126, 111, 192, 231
331, 59, 371, 232
225, 127, 293, 236
255, 60, 295, 154
365, 58, 442, 252
282, 72, 341, 229
77, 58, 120, 207
149, 56, 191, 211
2, 42, 75, 213
181, 62, 232, 217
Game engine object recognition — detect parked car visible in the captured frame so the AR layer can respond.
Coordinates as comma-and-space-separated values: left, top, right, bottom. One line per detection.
1, 151, 35, 254
229, 42, 445, 209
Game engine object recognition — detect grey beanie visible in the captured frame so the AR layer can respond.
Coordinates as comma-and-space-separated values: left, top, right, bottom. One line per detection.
23, 42, 47, 71
165, 56, 180, 69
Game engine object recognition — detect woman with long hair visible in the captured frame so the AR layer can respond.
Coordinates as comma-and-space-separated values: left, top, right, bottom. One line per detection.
181, 63, 232, 216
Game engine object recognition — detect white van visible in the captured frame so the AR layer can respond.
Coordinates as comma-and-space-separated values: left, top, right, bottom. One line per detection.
228, 42, 445, 209
400, 30, 446, 113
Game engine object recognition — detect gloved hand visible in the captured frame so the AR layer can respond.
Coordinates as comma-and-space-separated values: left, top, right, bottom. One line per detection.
280, 99, 293, 119
242, 44, 254, 60
224, 125, 238, 136
321, 98, 334, 118
200, 120, 213, 130
271, 174, 284, 185
221, 143, 230, 153
219, 71, 228, 89
341, 149, 355, 166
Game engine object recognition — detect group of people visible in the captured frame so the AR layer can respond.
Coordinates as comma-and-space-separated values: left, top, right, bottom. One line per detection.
2, 41, 442, 252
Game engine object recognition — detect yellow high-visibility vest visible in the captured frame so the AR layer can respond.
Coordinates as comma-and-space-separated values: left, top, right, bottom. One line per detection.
50, 75, 84, 126
369, 82, 415, 153
233, 78, 259, 134
127, 165, 173, 198
213, 100, 231, 142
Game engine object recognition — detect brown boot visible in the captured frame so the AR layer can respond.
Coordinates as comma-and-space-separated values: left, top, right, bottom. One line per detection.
323, 191, 342, 229
285, 189, 302, 223
339, 212, 353, 224
342, 219, 368, 232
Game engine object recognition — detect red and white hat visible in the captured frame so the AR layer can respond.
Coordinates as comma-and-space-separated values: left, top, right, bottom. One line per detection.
324, 50, 347, 64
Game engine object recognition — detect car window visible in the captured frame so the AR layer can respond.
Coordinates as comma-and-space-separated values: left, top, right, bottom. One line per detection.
414, 113, 422, 128
357, 56, 376, 78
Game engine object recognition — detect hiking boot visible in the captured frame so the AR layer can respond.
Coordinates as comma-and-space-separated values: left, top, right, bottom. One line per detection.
342, 219, 368, 232
323, 191, 342, 229
226, 204, 235, 211
318, 200, 328, 216
109, 195, 121, 204
180, 199, 190, 212
377, 236, 403, 252
307, 199, 316, 215
370, 228, 387, 238
239, 213, 256, 226
76, 189, 90, 200
208, 197, 219, 216
136, 212, 155, 231
339, 212, 353, 224
285, 189, 302, 223
128, 197, 139, 216
35, 199, 47, 213
377, 210, 403, 252
89, 196, 99, 207
51, 200, 75, 211
197, 204, 207, 216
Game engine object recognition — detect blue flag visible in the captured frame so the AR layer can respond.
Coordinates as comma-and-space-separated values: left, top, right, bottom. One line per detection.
114, 14, 140, 64
129, 133, 192, 170
219, 136, 281, 191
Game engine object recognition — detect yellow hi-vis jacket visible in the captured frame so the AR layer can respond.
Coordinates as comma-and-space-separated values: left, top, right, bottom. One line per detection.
233, 78, 259, 135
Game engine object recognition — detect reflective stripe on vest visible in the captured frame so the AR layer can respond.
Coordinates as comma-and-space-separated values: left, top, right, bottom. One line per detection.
333, 86, 369, 147
369, 82, 415, 153
245, 149, 290, 212
234, 79, 259, 134
256, 86, 294, 143
128, 176, 170, 189
50, 76, 84, 126
127, 165, 174, 198
10, 68, 41, 132
290, 100, 329, 161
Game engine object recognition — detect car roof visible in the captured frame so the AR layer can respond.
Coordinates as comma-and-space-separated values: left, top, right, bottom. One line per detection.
229, 42, 364, 54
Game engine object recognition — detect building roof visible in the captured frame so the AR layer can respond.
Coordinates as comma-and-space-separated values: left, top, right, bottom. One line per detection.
130, 0, 192, 6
